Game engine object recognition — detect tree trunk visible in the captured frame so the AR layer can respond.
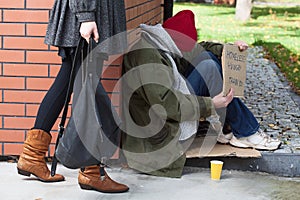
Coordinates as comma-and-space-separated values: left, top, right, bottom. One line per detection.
235, 0, 252, 21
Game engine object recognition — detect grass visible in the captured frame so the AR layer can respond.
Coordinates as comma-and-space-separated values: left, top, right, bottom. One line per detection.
173, 3, 300, 94
258, 0, 300, 3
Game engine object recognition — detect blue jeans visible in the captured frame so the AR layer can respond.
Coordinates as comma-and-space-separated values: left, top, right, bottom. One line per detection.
186, 51, 259, 138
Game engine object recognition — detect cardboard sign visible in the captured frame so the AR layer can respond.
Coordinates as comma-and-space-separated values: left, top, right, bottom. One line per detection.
221, 44, 248, 97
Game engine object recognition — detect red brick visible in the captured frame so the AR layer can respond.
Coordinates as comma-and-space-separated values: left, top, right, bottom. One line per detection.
50, 46, 58, 51
0, 77, 25, 89
0, 0, 165, 154
0, 23, 25, 36
3, 64, 48, 77
4, 37, 48, 50
127, 16, 143, 30
4, 90, 46, 103
101, 80, 120, 93
126, 7, 138, 21
0, 130, 25, 142
102, 66, 121, 79
106, 55, 123, 66
26, 77, 54, 90
0, 50, 24, 62
26, 0, 55, 9
49, 65, 61, 77
3, 143, 24, 155
124, 0, 131, 8
27, 51, 61, 64
0, 103, 25, 116
57, 106, 72, 118
125, 0, 149, 8
50, 131, 58, 144
127, 29, 141, 47
26, 104, 39, 116
131, 7, 138, 20
3, 10, 48, 23
108, 93, 120, 107
4, 117, 35, 129
26, 24, 48, 36
0, 0, 24, 8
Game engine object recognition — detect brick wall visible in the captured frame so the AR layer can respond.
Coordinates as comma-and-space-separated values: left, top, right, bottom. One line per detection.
0, 0, 165, 156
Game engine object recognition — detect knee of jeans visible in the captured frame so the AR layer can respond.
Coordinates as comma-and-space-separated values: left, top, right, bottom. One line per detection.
196, 59, 221, 75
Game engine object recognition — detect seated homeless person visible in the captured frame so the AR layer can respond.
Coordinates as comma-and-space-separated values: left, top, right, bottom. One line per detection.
121, 10, 281, 178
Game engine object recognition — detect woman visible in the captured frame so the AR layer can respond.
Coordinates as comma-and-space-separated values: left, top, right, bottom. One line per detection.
17, 0, 129, 193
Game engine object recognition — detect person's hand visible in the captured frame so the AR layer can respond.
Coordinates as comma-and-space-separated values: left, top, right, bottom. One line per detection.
212, 88, 234, 108
234, 40, 248, 51
79, 21, 99, 43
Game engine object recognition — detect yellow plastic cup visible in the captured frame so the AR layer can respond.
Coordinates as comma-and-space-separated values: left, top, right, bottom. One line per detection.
210, 160, 224, 180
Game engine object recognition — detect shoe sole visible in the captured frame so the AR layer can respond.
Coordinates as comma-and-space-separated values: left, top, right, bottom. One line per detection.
17, 168, 31, 176
17, 167, 65, 182
79, 183, 129, 193
229, 139, 281, 151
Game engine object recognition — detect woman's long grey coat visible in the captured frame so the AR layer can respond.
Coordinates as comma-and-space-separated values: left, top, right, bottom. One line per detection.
45, 0, 126, 48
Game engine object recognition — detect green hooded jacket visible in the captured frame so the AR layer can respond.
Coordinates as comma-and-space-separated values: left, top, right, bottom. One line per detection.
121, 38, 224, 178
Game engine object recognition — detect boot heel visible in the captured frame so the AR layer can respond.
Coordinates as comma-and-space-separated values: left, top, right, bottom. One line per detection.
17, 168, 31, 177
79, 183, 93, 190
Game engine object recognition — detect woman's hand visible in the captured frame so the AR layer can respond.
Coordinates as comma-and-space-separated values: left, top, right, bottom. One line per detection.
212, 88, 234, 108
79, 21, 99, 43
234, 40, 248, 51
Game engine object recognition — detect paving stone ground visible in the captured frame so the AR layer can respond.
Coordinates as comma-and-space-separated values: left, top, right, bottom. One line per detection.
244, 46, 300, 153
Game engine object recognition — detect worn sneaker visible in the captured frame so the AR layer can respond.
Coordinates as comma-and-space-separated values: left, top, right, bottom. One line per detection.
217, 132, 233, 144
229, 129, 281, 150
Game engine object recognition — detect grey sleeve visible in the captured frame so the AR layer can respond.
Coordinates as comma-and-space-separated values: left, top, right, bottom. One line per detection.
69, 0, 96, 22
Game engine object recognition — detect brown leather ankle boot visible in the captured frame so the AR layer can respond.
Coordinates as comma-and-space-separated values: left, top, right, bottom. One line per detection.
78, 165, 129, 193
17, 129, 65, 182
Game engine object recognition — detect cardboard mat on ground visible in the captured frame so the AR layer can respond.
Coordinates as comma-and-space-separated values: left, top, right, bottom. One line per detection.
186, 136, 261, 158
